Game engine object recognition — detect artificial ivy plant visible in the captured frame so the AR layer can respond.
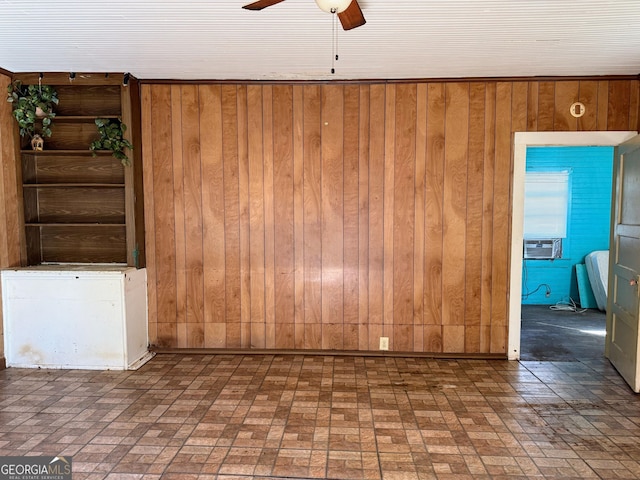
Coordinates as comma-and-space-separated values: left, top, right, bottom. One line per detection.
90, 118, 133, 166
6, 80, 59, 138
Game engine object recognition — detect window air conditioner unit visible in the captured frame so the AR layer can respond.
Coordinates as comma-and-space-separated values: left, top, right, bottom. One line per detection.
523, 238, 562, 260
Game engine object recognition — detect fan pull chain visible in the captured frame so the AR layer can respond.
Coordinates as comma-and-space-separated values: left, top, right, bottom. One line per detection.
330, 9, 340, 74
335, 13, 339, 62
331, 11, 336, 74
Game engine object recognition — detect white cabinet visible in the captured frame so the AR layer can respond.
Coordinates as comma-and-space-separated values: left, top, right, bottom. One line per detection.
2, 266, 152, 370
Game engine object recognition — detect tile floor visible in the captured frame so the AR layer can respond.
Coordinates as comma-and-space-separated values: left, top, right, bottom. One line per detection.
1, 353, 640, 479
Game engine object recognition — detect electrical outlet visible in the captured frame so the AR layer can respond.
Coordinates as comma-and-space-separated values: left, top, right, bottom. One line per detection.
379, 337, 389, 351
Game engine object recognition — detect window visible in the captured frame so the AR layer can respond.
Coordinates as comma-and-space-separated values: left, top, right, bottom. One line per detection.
524, 171, 570, 239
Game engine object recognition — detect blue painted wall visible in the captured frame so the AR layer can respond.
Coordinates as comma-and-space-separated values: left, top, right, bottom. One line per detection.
522, 146, 613, 305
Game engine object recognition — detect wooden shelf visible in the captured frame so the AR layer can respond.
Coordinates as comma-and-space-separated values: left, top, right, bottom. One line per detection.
23, 183, 125, 188
26, 223, 126, 227
54, 115, 119, 123
21, 152, 124, 185
21, 149, 113, 155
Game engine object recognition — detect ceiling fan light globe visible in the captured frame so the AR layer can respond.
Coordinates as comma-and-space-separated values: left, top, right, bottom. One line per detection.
315, 0, 353, 14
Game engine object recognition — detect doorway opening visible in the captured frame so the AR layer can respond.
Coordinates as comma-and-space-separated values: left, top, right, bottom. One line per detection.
520, 146, 612, 361
507, 131, 637, 360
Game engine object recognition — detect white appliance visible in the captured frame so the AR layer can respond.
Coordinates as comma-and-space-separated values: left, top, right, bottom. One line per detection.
2, 266, 152, 370
523, 238, 562, 260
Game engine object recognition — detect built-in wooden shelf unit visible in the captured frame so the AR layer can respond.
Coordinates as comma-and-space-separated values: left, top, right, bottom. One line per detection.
12, 73, 145, 267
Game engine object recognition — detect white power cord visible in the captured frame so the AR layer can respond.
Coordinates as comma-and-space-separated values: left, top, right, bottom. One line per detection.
549, 297, 587, 313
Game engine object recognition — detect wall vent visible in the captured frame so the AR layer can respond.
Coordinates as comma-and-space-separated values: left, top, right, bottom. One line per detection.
523, 238, 562, 260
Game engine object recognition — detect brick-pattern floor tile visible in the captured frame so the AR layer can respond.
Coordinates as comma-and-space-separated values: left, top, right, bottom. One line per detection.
2, 354, 640, 479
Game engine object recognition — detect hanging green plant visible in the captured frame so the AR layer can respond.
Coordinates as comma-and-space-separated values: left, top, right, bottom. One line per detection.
6, 80, 58, 139
90, 118, 133, 166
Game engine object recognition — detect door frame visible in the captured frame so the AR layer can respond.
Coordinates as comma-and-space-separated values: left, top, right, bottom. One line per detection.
508, 131, 637, 360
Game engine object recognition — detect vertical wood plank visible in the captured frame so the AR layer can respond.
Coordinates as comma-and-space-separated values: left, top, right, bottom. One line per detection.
368, 85, 386, 350
393, 84, 416, 352
608, 80, 631, 130
303, 85, 322, 349
182, 85, 205, 347
237, 85, 251, 347
465, 82, 486, 353
0, 150, 8, 270
491, 82, 512, 354
480, 83, 496, 353
413, 83, 427, 352
383, 84, 396, 347
150, 85, 177, 347
358, 85, 371, 351
171, 86, 187, 347
512, 82, 528, 133
0, 79, 11, 268
321, 85, 344, 349
200, 85, 226, 347
247, 85, 266, 348
140, 84, 158, 345
273, 85, 295, 349
293, 85, 305, 349
0, 73, 22, 356
424, 83, 445, 352
442, 83, 469, 332
343, 85, 360, 350
629, 80, 639, 132
0, 74, 22, 268
526, 82, 538, 131
222, 85, 241, 347
554, 81, 579, 131
537, 81, 555, 131
263, 86, 276, 348
596, 80, 609, 131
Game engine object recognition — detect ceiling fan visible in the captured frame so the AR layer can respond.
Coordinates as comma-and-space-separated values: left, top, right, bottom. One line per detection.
242, 0, 366, 31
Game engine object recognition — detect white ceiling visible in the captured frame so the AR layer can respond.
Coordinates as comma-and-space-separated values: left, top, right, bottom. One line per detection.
1, 0, 639, 81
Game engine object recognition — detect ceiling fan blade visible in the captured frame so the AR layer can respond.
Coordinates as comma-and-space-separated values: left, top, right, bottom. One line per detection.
338, 0, 366, 30
242, 0, 286, 11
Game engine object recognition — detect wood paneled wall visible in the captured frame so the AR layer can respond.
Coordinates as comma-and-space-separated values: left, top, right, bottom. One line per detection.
0, 72, 23, 365
141, 79, 640, 354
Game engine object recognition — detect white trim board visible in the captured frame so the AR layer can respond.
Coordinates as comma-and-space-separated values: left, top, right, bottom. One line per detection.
508, 131, 637, 361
